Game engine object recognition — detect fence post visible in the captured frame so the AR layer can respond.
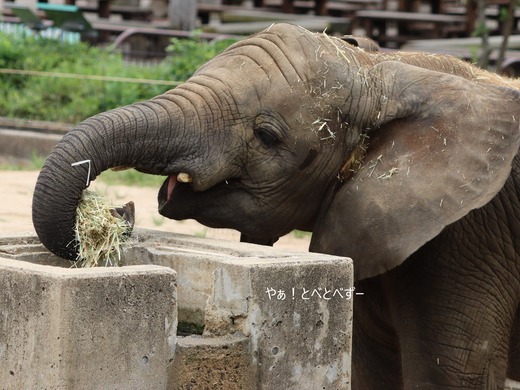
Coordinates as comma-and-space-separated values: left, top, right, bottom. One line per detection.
168, 0, 197, 30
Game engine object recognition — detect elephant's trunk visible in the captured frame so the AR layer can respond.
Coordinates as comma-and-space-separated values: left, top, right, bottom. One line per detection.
32, 99, 188, 260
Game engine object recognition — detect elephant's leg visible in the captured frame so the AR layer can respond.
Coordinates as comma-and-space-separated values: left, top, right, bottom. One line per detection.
352, 276, 404, 390
507, 304, 520, 382
384, 230, 517, 390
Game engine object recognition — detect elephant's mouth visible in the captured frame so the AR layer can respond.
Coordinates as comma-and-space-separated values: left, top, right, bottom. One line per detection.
158, 174, 190, 213
157, 173, 241, 221
166, 173, 192, 198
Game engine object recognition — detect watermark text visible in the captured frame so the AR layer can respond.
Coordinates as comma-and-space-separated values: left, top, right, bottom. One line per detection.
265, 287, 364, 301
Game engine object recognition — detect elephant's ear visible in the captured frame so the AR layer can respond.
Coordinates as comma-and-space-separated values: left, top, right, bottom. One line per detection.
341, 35, 380, 51
311, 61, 520, 280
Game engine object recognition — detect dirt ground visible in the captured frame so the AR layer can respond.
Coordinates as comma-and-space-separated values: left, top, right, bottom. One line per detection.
0, 170, 310, 252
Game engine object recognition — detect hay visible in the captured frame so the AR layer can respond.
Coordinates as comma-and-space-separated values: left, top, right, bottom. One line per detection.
74, 190, 131, 267
322, 32, 350, 64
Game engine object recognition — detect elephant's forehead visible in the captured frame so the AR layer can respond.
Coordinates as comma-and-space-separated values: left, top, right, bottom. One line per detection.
198, 46, 309, 88
190, 24, 359, 114
192, 52, 309, 111
194, 44, 351, 101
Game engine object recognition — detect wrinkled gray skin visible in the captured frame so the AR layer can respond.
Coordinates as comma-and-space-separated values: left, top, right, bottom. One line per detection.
32, 24, 520, 389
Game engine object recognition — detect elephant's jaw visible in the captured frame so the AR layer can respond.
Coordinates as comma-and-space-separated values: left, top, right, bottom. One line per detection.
157, 173, 243, 228
158, 172, 310, 240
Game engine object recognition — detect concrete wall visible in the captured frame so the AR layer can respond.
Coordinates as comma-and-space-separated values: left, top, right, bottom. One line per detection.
0, 258, 177, 389
0, 129, 62, 162
0, 229, 353, 389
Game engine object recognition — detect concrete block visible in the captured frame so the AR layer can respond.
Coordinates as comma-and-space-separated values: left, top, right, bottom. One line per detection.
205, 258, 352, 389
124, 230, 353, 389
0, 129, 62, 160
0, 257, 177, 390
1, 229, 353, 389
506, 378, 520, 390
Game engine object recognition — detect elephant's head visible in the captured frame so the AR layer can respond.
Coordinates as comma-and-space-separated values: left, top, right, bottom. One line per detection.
32, 24, 520, 279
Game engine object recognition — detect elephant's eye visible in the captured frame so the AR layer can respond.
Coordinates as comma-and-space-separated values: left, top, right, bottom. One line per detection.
254, 127, 279, 148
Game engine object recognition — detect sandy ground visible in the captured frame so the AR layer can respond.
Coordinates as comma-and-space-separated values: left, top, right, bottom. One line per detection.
0, 170, 310, 252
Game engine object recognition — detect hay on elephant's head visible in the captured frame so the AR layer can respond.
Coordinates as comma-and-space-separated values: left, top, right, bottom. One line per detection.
74, 190, 131, 267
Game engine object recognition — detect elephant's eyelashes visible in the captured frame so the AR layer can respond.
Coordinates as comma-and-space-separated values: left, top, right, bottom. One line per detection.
254, 128, 280, 148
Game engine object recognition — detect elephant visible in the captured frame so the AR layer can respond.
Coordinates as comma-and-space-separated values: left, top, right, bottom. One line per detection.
32, 23, 520, 389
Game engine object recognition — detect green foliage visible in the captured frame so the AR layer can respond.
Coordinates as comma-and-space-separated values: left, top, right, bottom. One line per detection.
0, 152, 45, 170
292, 230, 311, 239
152, 215, 165, 227
0, 154, 165, 187
165, 35, 238, 81
471, 21, 489, 38
499, 6, 509, 23
0, 31, 238, 123
97, 169, 165, 187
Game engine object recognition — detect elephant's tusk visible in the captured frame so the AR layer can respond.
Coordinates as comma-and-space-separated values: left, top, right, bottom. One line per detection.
177, 172, 193, 183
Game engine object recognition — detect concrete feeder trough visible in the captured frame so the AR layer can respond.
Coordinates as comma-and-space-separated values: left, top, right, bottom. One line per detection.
0, 228, 353, 389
